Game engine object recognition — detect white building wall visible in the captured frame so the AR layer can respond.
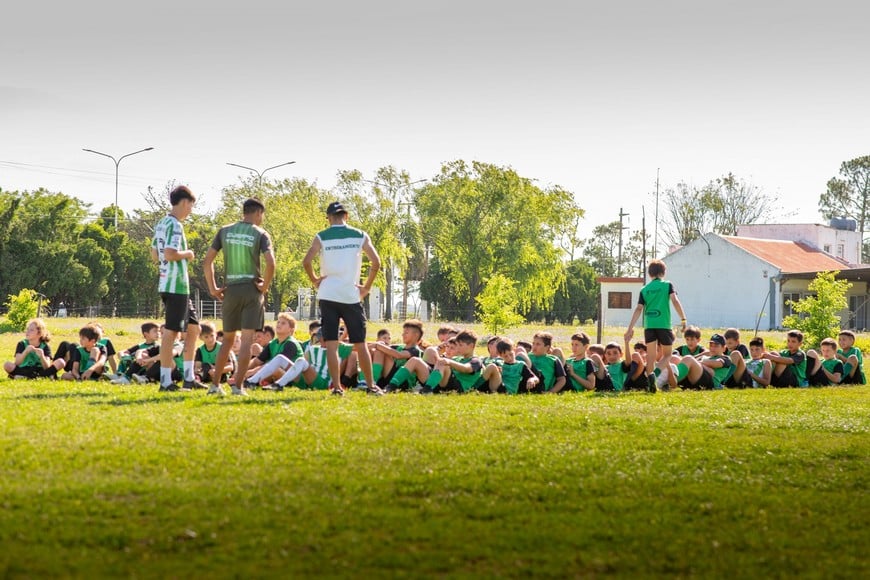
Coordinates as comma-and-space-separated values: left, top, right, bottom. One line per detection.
737, 224, 861, 264
598, 281, 643, 328
664, 235, 777, 330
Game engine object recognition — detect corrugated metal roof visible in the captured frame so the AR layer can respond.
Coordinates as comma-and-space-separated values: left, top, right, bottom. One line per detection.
722, 236, 851, 273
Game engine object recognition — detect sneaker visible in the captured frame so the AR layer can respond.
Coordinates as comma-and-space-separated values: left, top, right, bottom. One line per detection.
646, 373, 657, 393
417, 385, 434, 395
231, 386, 249, 396
330, 387, 345, 397
111, 375, 131, 385
242, 380, 258, 391
207, 384, 226, 396
131, 374, 148, 384
183, 378, 210, 390
367, 386, 385, 396
105, 373, 121, 382
355, 379, 368, 391
384, 384, 401, 394
262, 382, 284, 392
158, 383, 180, 392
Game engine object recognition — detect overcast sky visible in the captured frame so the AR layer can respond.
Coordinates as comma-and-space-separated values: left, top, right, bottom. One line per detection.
2, 0, 868, 240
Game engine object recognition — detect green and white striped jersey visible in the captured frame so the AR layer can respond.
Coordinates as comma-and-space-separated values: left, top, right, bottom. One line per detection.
152, 215, 190, 294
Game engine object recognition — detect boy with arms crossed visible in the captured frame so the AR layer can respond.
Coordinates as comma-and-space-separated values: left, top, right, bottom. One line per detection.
60, 325, 107, 381
564, 332, 596, 392
836, 330, 865, 384
528, 332, 567, 394
764, 329, 808, 388
373, 319, 424, 391
806, 338, 844, 386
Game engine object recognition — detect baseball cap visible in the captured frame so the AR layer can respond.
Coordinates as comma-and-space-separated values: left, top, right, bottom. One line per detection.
709, 333, 726, 346
326, 201, 347, 215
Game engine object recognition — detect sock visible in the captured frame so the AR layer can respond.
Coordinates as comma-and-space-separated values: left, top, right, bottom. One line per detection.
372, 363, 383, 383
424, 370, 442, 389
183, 361, 194, 382
160, 367, 173, 386
389, 366, 412, 387
276, 358, 309, 386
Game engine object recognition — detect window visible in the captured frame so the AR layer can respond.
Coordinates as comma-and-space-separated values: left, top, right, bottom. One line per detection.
782, 292, 802, 318
608, 291, 632, 309
824, 244, 832, 253
837, 244, 845, 258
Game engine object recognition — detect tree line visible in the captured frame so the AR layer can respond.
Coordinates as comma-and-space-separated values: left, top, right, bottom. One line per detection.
2, 156, 866, 323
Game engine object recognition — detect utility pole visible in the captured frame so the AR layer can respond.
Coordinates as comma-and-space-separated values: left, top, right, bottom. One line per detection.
617, 207, 629, 276
654, 168, 660, 259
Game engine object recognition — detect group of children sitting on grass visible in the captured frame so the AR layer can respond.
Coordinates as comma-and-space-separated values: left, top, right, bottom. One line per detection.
4, 315, 865, 393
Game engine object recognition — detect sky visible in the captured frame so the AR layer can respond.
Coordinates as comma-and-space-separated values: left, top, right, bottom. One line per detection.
2, 0, 868, 243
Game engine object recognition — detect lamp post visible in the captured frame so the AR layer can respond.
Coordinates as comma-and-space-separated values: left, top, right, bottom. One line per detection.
226, 161, 296, 186
82, 147, 154, 229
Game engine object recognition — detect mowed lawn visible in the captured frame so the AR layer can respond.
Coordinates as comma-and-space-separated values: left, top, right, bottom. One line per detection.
0, 378, 867, 578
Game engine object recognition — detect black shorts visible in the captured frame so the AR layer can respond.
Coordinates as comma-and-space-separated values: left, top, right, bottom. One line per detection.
770, 366, 798, 388
8, 366, 53, 379
644, 328, 676, 346
319, 299, 366, 343
680, 368, 714, 390
161, 293, 199, 333
595, 374, 615, 392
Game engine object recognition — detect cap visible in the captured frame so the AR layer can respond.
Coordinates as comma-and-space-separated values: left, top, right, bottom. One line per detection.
326, 201, 347, 215
709, 333, 726, 346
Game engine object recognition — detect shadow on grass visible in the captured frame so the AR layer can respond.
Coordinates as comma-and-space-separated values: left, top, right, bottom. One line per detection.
216, 396, 308, 406
88, 396, 188, 406
17, 391, 110, 400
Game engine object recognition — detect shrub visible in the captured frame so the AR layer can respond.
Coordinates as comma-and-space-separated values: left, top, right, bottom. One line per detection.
3, 289, 44, 331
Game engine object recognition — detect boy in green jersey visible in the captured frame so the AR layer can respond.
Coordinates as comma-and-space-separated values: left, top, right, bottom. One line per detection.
243, 313, 303, 389
764, 329, 808, 387
374, 319, 424, 391
195, 322, 235, 386
673, 326, 707, 358
4, 318, 55, 379
625, 259, 687, 393
386, 330, 500, 394
700, 334, 734, 389
592, 341, 629, 391
60, 325, 107, 381
743, 337, 772, 388
564, 332, 596, 391
528, 332, 567, 394
151, 186, 207, 392
493, 339, 538, 394
836, 330, 865, 384
111, 322, 160, 384
806, 338, 844, 386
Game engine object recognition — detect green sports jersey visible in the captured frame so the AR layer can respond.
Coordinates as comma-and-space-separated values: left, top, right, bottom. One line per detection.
675, 344, 703, 356
267, 336, 303, 362
745, 359, 766, 387
638, 278, 674, 329
528, 353, 563, 390
607, 362, 629, 391
75, 344, 106, 373
16, 340, 50, 368
211, 221, 272, 286
821, 358, 844, 383
565, 357, 594, 391
450, 356, 484, 392
306, 343, 354, 386
500, 361, 530, 394
705, 355, 734, 388
152, 215, 190, 294
197, 343, 220, 365
780, 348, 807, 385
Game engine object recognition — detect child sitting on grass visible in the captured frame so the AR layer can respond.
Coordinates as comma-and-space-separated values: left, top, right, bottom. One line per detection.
836, 330, 865, 385
60, 325, 107, 381
4, 318, 55, 379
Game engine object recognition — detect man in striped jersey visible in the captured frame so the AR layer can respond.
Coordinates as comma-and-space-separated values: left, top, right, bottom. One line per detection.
303, 201, 382, 396
150, 186, 206, 392
204, 198, 275, 396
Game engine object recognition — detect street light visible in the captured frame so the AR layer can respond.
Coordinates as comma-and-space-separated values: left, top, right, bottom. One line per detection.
82, 147, 154, 229
226, 161, 296, 185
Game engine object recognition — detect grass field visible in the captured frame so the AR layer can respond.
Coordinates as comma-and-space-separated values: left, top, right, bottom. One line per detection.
1, 320, 868, 577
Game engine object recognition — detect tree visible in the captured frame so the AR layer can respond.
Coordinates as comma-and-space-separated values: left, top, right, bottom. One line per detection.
583, 221, 643, 277
476, 274, 525, 335
818, 155, 870, 260
660, 173, 779, 248
782, 271, 851, 348
416, 160, 578, 321
526, 259, 599, 325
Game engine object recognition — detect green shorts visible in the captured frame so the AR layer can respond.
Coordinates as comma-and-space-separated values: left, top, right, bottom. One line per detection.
222, 283, 264, 333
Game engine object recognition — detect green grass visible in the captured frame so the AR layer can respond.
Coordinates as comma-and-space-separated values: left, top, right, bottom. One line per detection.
1, 378, 867, 578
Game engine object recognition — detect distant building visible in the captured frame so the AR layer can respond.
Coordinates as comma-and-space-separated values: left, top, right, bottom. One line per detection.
596, 277, 644, 328
737, 220, 862, 265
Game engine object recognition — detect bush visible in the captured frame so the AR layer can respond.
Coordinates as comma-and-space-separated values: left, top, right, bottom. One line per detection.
782, 271, 851, 348
3, 289, 44, 332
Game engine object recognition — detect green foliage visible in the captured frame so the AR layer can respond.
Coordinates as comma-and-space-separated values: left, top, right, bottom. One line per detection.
528, 259, 599, 324
4, 288, 41, 330
476, 274, 525, 335
817, 155, 870, 260
584, 221, 645, 277
782, 271, 851, 348
416, 160, 578, 320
